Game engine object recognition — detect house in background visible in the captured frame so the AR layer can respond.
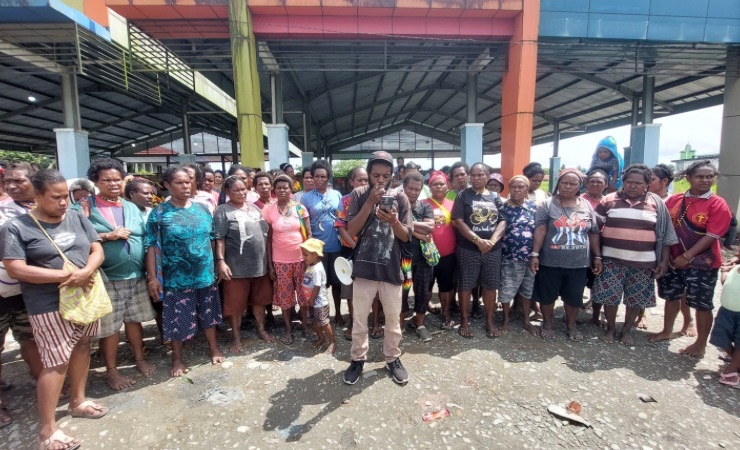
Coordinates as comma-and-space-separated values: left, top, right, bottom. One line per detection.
671, 143, 719, 173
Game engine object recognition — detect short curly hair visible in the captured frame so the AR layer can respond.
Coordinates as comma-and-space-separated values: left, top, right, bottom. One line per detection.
87, 157, 125, 182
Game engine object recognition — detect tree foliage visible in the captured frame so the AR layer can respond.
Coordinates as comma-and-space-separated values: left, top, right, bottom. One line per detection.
332, 159, 367, 178
0, 150, 55, 169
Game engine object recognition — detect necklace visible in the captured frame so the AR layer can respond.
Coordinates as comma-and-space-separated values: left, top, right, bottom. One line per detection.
673, 196, 692, 229
583, 192, 602, 201
98, 194, 120, 203
277, 201, 293, 219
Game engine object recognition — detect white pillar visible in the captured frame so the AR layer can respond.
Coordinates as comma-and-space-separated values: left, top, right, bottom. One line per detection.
54, 128, 90, 179
267, 123, 289, 170
460, 123, 484, 167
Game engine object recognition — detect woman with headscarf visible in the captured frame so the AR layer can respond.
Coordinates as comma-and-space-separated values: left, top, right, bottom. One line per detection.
588, 136, 624, 193
530, 168, 602, 340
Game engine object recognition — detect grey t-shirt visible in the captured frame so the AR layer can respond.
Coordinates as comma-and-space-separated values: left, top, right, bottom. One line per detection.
1, 209, 101, 315
213, 202, 269, 278
346, 186, 413, 285
534, 197, 599, 269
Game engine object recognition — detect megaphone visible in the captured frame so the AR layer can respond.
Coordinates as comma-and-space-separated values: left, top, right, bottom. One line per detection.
334, 257, 354, 285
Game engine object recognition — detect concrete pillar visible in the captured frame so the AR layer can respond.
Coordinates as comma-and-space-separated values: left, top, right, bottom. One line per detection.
267, 124, 289, 170
629, 124, 661, 167
55, 129, 90, 179
718, 47, 740, 214
549, 121, 560, 194
630, 76, 660, 167
229, 0, 264, 168
55, 72, 89, 179
304, 97, 312, 153
302, 152, 314, 170
461, 124, 484, 167
500, 2, 540, 182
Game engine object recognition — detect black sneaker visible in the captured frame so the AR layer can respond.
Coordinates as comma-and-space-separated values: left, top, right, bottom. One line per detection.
386, 358, 409, 385
343, 360, 364, 385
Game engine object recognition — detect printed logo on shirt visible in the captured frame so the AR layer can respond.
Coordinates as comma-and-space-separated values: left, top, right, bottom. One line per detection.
53, 232, 77, 250
550, 215, 588, 250
469, 199, 498, 232
692, 212, 708, 226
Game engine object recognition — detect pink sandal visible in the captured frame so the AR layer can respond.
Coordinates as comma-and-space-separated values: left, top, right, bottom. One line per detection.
38, 429, 81, 450
719, 371, 739, 388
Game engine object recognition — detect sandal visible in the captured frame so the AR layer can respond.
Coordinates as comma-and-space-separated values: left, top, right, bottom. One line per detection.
68, 400, 109, 419
719, 372, 740, 387
38, 429, 81, 450
440, 318, 455, 331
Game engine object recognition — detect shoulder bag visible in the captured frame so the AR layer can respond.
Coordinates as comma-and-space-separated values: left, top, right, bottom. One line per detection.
29, 212, 111, 325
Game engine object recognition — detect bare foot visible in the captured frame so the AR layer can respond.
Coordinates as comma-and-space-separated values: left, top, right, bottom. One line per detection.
312, 337, 325, 349
599, 328, 616, 343
106, 369, 136, 390
210, 348, 226, 364
635, 316, 648, 330
620, 330, 634, 346
540, 328, 555, 340
257, 330, 275, 343
135, 359, 157, 377
343, 327, 352, 341
678, 342, 706, 358
499, 322, 510, 334
590, 317, 603, 327
325, 343, 336, 355
649, 330, 675, 342
523, 322, 538, 336
334, 315, 346, 327
170, 360, 189, 377
486, 327, 500, 338
680, 320, 697, 337
229, 340, 244, 354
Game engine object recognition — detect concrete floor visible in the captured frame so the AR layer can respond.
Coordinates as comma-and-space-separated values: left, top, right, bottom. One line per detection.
1, 297, 739, 449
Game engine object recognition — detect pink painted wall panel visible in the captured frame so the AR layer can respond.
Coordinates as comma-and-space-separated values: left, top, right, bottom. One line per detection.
357, 15, 393, 36
323, 15, 360, 37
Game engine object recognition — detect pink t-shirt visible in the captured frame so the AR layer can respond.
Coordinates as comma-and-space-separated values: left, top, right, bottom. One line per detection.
263, 202, 308, 263
425, 197, 456, 257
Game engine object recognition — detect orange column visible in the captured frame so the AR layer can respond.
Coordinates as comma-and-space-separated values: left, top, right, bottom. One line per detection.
500, 0, 539, 184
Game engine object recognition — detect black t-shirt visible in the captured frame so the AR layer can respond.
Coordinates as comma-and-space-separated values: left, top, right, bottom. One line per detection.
346, 186, 413, 285
452, 188, 506, 251
410, 201, 434, 265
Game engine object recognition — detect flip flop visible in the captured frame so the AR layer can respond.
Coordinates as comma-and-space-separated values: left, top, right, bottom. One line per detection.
68, 400, 109, 419
458, 327, 474, 339
440, 319, 456, 331
38, 429, 81, 450
719, 372, 739, 387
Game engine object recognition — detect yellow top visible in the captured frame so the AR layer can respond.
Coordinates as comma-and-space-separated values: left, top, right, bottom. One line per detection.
721, 266, 740, 312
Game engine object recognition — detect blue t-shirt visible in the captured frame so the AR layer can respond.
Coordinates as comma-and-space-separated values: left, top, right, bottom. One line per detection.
501, 199, 537, 262
144, 201, 215, 291
300, 189, 342, 253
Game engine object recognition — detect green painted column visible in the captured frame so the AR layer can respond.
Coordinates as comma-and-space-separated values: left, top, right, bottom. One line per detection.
229, 0, 263, 168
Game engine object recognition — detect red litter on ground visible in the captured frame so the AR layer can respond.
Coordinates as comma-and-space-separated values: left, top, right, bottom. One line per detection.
422, 408, 450, 422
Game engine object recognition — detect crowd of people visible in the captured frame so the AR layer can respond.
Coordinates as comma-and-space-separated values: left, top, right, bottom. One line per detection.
1, 137, 740, 449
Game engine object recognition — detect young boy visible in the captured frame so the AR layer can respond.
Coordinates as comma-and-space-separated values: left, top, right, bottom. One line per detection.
300, 238, 336, 355
713, 255, 740, 388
